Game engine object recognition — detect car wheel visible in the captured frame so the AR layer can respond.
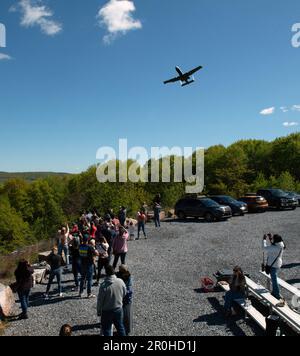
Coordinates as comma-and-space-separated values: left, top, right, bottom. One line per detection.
177, 211, 186, 220
205, 213, 214, 223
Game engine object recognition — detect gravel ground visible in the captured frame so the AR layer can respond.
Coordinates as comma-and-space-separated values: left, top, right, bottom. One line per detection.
3, 209, 300, 336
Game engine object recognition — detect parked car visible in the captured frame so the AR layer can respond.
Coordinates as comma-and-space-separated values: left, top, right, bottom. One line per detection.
257, 189, 298, 210
209, 195, 248, 216
175, 197, 232, 222
238, 195, 268, 213
285, 191, 300, 206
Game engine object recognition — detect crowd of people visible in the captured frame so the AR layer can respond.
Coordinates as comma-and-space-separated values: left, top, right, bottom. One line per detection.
12, 196, 162, 335
11, 195, 288, 335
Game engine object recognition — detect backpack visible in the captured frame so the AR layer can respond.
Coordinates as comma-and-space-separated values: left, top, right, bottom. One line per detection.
72, 235, 80, 250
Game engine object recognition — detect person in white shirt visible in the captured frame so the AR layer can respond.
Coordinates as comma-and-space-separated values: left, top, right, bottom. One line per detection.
58, 224, 70, 266
128, 221, 135, 241
262, 234, 286, 300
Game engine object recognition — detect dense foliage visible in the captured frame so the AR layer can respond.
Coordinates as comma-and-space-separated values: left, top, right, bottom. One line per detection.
0, 133, 299, 255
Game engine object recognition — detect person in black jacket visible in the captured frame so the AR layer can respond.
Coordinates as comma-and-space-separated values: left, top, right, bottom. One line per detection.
44, 247, 64, 299
14, 260, 34, 320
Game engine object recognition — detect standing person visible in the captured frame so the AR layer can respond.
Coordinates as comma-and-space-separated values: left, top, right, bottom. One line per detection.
136, 210, 147, 240
128, 221, 136, 241
97, 265, 127, 336
118, 206, 127, 227
44, 247, 64, 299
101, 223, 115, 264
14, 260, 34, 320
58, 224, 70, 266
90, 222, 97, 240
95, 237, 110, 286
69, 233, 82, 292
223, 266, 246, 317
116, 265, 133, 336
112, 227, 129, 269
89, 239, 98, 281
79, 235, 99, 298
262, 234, 286, 302
153, 194, 162, 228
112, 216, 120, 229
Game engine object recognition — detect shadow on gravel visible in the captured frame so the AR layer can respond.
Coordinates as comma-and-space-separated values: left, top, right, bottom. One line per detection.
164, 218, 228, 224
29, 295, 79, 307
193, 297, 265, 336
72, 323, 101, 332
286, 278, 300, 285
282, 263, 300, 270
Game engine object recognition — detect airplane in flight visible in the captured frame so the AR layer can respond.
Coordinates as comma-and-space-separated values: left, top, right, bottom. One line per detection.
164, 65, 203, 87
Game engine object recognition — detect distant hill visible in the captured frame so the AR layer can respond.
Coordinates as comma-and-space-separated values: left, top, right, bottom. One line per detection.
0, 172, 71, 184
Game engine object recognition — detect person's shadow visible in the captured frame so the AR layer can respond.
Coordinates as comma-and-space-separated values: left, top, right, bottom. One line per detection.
71, 323, 101, 335
282, 263, 300, 270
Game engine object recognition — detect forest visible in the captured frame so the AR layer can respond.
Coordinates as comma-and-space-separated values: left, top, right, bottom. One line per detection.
0, 133, 299, 255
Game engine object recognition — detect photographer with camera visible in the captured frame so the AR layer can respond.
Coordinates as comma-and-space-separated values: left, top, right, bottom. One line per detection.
262, 233, 286, 304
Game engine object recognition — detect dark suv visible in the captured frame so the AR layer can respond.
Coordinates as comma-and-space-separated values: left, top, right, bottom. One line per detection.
257, 189, 298, 210
286, 191, 300, 206
175, 197, 232, 222
210, 196, 248, 216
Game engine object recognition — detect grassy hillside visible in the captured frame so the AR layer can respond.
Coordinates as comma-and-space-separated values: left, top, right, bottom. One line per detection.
0, 172, 71, 184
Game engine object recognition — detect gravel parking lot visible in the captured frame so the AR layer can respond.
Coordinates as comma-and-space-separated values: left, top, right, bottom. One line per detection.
4, 209, 300, 336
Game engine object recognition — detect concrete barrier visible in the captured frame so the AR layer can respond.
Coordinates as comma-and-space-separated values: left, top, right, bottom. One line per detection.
0, 283, 15, 318
33, 269, 47, 286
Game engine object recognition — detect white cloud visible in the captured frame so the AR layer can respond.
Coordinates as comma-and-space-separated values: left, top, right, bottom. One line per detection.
292, 105, 300, 112
283, 122, 299, 127
97, 0, 142, 44
12, 0, 62, 36
0, 53, 12, 60
260, 107, 275, 116
280, 106, 289, 113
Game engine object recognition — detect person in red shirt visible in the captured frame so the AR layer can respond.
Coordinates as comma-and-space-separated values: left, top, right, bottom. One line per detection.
90, 222, 97, 240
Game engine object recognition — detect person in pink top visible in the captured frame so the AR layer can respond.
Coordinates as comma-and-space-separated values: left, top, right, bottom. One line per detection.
112, 226, 129, 269
90, 222, 97, 240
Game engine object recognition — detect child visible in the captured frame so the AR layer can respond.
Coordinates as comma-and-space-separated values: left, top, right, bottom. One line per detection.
128, 221, 135, 241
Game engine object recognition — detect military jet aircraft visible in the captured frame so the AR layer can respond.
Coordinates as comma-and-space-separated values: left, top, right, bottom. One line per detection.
164, 65, 203, 87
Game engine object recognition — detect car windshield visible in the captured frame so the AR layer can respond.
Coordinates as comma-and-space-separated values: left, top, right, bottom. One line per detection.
220, 196, 237, 204
200, 198, 220, 207
270, 189, 288, 197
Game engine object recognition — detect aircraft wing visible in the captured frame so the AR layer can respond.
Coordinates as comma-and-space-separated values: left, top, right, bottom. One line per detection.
163, 76, 181, 84
185, 66, 203, 76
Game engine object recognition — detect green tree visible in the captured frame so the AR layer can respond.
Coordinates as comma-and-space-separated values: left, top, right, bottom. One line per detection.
0, 196, 34, 254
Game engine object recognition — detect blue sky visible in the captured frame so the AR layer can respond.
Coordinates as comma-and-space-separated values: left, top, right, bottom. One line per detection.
0, 0, 300, 173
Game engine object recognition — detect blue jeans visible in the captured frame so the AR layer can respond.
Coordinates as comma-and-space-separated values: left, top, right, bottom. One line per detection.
224, 290, 245, 311
58, 244, 69, 265
101, 308, 126, 336
72, 257, 81, 287
154, 208, 161, 227
46, 268, 62, 294
137, 222, 146, 238
18, 290, 30, 314
80, 264, 93, 295
270, 267, 281, 299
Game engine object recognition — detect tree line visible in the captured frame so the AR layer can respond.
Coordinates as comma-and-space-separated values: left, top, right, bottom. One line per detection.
0, 133, 299, 255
